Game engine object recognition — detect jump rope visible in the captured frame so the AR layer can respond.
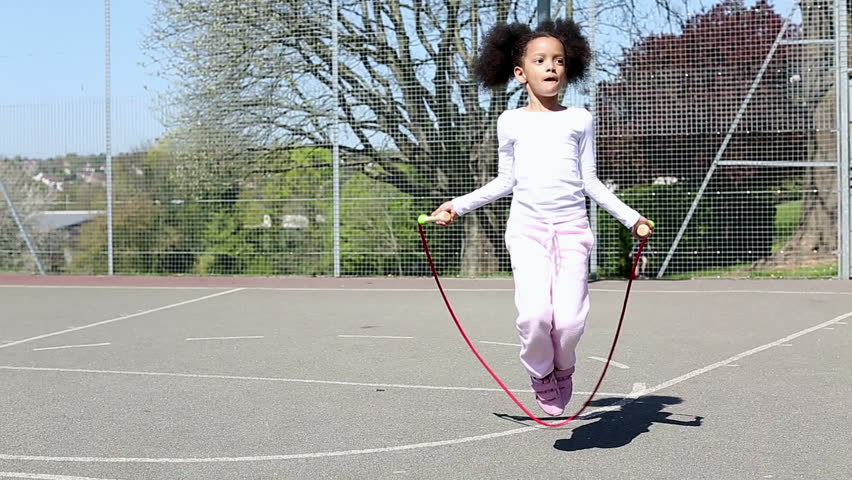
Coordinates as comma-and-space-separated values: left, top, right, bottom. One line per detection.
417, 211, 653, 428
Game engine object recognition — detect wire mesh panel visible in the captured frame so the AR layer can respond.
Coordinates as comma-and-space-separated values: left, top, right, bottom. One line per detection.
0, 0, 846, 278
108, 1, 339, 276
127, 0, 548, 277
0, 101, 108, 274
594, 0, 840, 279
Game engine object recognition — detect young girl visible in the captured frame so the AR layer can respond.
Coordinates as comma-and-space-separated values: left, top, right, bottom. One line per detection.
430, 19, 652, 416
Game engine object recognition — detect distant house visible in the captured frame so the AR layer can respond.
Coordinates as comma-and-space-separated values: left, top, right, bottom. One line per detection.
76, 163, 105, 185
32, 172, 64, 191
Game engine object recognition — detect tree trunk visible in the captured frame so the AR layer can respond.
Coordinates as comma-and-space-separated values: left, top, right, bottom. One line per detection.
461, 211, 500, 275
777, 97, 837, 262
458, 108, 504, 276
769, 0, 838, 267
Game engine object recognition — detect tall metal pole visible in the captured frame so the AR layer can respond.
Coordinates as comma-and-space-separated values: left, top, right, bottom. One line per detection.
837, 0, 851, 278
331, 0, 341, 277
538, 0, 551, 24
105, 0, 114, 275
588, 0, 598, 279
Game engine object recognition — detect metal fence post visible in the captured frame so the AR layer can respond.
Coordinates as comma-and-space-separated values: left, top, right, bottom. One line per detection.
105, 0, 115, 275
588, 0, 598, 280
332, 0, 341, 277
837, 0, 851, 278
538, 0, 551, 24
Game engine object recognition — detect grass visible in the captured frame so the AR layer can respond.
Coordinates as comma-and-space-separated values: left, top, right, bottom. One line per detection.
665, 262, 837, 280
772, 199, 802, 253
654, 199, 837, 279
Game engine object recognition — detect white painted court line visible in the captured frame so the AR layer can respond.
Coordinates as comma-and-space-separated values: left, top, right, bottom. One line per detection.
0, 309, 847, 464
0, 365, 622, 397
0, 472, 123, 480
3, 285, 851, 295
32, 343, 111, 352
588, 356, 630, 369
248, 287, 852, 295
338, 335, 413, 339
0, 428, 538, 463
590, 289, 852, 295
0, 289, 244, 350
479, 341, 521, 347
624, 310, 852, 401
185, 336, 264, 341
0, 285, 224, 291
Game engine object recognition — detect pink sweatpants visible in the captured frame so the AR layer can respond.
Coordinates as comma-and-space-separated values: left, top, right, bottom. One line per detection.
504, 216, 594, 379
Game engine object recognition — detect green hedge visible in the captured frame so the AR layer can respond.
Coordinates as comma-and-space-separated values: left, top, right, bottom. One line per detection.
596, 184, 712, 278
596, 183, 778, 278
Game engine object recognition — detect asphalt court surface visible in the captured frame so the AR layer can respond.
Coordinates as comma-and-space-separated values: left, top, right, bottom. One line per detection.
0, 277, 849, 479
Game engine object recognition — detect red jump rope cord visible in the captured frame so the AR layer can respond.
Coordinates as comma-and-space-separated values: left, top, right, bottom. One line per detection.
418, 224, 647, 428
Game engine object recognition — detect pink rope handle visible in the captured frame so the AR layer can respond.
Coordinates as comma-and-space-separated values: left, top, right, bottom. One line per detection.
418, 224, 647, 428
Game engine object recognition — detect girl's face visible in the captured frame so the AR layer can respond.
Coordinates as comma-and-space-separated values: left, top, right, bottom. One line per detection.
513, 36, 566, 99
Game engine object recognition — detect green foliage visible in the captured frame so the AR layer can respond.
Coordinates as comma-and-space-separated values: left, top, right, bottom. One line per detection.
596, 184, 712, 278
772, 200, 802, 252
67, 194, 162, 275
339, 173, 420, 276
58, 136, 811, 279
59, 182, 104, 211
598, 181, 787, 278
192, 209, 247, 275
231, 147, 334, 275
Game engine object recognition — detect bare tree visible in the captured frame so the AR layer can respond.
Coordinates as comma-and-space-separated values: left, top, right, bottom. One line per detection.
147, 0, 772, 275
145, 0, 539, 275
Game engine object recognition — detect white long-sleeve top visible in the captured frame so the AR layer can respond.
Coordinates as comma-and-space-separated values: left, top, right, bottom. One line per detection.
451, 107, 640, 229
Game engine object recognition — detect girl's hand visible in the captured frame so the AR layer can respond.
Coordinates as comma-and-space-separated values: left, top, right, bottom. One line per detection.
631, 216, 654, 238
431, 201, 458, 226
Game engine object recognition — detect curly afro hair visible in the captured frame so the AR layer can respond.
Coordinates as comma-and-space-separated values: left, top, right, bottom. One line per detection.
473, 19, 591, 89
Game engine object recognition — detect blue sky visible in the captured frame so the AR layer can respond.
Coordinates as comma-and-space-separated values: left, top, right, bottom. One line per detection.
0, 0, 167, 101
0, 0, 169, 158
0, 0, 799, 159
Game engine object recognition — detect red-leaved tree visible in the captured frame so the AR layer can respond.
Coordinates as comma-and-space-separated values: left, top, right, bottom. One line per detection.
596, 0, 812, 270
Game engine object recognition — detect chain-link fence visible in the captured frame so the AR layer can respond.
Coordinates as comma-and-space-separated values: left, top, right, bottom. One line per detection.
1, 0, 850, 279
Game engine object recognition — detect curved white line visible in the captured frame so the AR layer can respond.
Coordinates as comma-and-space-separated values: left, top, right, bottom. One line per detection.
0, 427, 539, 463
0, 310, 846, 464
